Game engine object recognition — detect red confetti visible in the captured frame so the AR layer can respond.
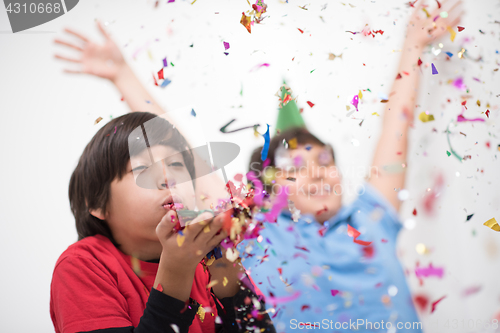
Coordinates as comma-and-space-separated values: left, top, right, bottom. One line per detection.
347, 224, 372, 246
301, 305, 310, 311
417, 58, 423, 67
413, 208, 417, 216
374, 282, 382, 288
485, 109, 490, 118
362, 244, 375, 259
396, 73, 402, 79
435, 0, 441, 8
156, 284, 164, 292
430, 295, 446, 313
381, 238, 388, 243
318, 226, 327, 237
298, 28, 304, 34
295, 246, 310, 252
461, 100, 467, 110
234, 173, 243, 182
331, 289, 340, 296
486, 141, 490, 148
277, 268, 282, 275
152, 73, 158, 86
120, 96, 124, 101
307, 101, 315, 108
158, 68, 164, 80
408, 0, 418, 7
414, 294, 429, 312
457, 26, 465, 32
402, 71, 409, 75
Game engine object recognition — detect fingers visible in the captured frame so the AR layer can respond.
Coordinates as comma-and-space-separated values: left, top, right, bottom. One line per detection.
54, 54, 81, 63
63, 28, 89, 43
156, 210, 178, 241
63, 69, 83, 74
54, 38, 83, 52
96, 20, 111, 40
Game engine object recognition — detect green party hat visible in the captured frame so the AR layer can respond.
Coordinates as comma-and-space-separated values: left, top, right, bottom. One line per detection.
275, 83, 306, 135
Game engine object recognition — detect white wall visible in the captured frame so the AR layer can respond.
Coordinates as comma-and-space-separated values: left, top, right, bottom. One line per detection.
0, 0, 499, 332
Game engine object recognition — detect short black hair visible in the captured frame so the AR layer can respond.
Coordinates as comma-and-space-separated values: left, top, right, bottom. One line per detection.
68, 112, 195, 246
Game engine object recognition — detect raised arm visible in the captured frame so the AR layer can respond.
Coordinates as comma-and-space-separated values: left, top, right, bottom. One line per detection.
54, 21, 228, 209
368, 0, 462, 212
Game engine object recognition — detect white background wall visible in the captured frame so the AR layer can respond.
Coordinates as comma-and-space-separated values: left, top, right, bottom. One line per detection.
0, 0, 499, 332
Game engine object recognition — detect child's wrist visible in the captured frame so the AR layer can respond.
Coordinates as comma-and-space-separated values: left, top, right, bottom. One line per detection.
111, 63, 134, 85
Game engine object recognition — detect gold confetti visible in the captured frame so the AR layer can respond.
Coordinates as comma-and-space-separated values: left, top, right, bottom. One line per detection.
358, 90, 363, 99
204, 224, 211, 233
94, 116, 103, 125
328, 53, 343, 60
206, 257, 216, 266
422, 7, 431, 18
223, 276, 228, 287
446, 26, 456, 42
372, 112, 380, 116
346, 105, 351, 111
288, 138, 298, 149
419, 111, 435, 122
483, 218, 500, 232
476, 100, 481, 107
197, 305, 206, 322
176, 234, 185, 247
458, 48, 465, 59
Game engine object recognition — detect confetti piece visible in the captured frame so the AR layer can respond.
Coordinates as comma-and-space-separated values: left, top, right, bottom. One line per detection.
435, 0, 441, 8
298, 28, 304, 33
331, 289, 340, 296
466, 213, 474, 221
223, 41, 230, 50
170, 324, 180, 333
417, 58, 422, 67
266, 291, 301, 305
461, 285, 481, 297
431, 63, 438, 75
156, 283, 164, 292
163, 57, 168, 67
191, 109, 196, 117
152, 73, 158, 86
457, 114, 485, 122
328, 53, 342, 60
431, 295, 446, 313
457, 26, 465, 32
249, 63, 270, 71
415, 264, 444, 278
261, 124, 271, 161
445, 51, 453, 57
372, 112, 380, 116
418, 112, 435, 122
446, 122, 463, 162
440, 11, 448, 18
158, 68, 164, 80
485, 110, 490, 118
413, 208, 417, 216
240, 12, 252, 33
347, 224, 372, 246
351, 95, 359, 111
288, 137, 297, 149
223, 276, 228, 287
307, 101, 315, 108
131, 256, 143, 277
94, 117, 103, 125
452, 77, 466, 90
160, 78, 171, 88
446, 26, 456, 42
483, 218, 500, 231
177, 234, 185, 247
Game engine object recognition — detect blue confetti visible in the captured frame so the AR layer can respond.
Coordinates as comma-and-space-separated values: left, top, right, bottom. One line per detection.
431, 63, 439, 75
305, 145, 312, 151
261, 124, 271, 161
160, 78, 171, 88
191, 109, 196, 117
445, 52, 453, 57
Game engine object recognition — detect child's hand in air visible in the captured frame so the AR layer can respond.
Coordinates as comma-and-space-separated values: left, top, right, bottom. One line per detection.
406, 0, 463, 47
54, 21, 126, 82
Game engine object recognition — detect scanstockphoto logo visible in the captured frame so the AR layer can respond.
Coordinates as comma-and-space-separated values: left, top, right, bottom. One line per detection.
3, 0, 79, 33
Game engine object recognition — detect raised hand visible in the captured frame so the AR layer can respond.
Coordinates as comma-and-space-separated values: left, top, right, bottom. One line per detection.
54, 21, 126, 81
406, 0, 464, 47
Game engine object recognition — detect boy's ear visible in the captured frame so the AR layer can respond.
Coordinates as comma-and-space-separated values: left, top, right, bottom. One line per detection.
89, 208, 106, 220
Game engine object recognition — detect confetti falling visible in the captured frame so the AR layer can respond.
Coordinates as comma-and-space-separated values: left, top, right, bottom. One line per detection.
431, 63, 439, 75
347, 224, 372, 246
430, 295, 446, 313
483, 218, 500, 232
94, 116, 103, 125
260, 124, 271, 161
351, 95, 359, 111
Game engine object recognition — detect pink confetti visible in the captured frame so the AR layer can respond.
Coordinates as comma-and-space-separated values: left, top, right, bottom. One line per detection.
266, 291, 301, 305
415, 263, 444, 279
457, 114, 485, 122
223, 41, 230, 50
250, 63, 270, 72
430, 295, 446, 313
331, 289, 340, 296
351, 95, 359, 111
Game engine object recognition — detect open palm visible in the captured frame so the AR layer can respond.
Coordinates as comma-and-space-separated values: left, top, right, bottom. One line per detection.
54, 21, 125, 81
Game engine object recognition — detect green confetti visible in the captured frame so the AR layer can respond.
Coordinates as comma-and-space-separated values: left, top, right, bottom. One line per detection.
440, 11, 448, 18
446, 151, 451, 156
170, 62, 175, 66
271, 249, 277, 257
310, 69, 315, 73
367, 88, 372, 92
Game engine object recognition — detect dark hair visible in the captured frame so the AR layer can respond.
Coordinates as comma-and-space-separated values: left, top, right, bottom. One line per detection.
248, 127, 334, 193
69, 112, 195, 246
